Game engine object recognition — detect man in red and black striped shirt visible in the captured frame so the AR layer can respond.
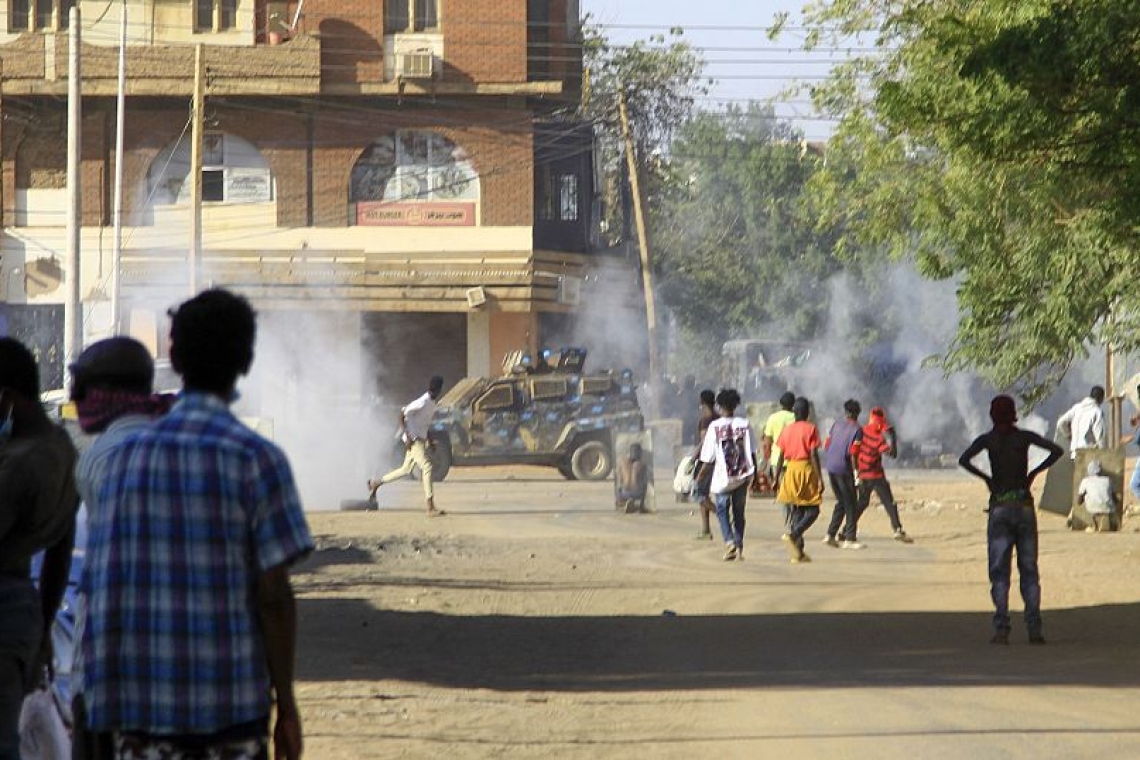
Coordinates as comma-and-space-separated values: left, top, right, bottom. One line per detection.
854, 406, 913, 542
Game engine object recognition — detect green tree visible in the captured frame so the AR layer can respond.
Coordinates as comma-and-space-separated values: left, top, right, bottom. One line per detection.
653, 104, 846, 353
786, 0, 1140, 403
581, 22, 710, 245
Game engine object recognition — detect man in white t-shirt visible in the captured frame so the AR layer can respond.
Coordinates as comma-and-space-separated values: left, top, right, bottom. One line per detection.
1055, 386, 1106, 458
369, 375, 445, 516
1077, 460, 1118, 532
695, 388, 761, 562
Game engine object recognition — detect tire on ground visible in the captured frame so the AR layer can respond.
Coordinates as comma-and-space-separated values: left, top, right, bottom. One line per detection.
569, 439, 613, 481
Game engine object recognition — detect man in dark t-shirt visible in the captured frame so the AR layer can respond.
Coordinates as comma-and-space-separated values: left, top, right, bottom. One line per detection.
0, 338, 78, 758
959, 395, 1063, 645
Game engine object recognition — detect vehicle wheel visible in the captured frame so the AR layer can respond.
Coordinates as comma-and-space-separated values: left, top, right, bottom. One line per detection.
412, 441, 452, 483
431, 441, 452, 482
557, 462, 577, 480
570, 439, 613, 481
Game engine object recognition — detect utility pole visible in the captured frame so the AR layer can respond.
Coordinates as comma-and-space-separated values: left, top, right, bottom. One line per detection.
617, 89, 661, 390
189, 43, 205, 295
111, 0, 127, 332
64, 5, 82, 376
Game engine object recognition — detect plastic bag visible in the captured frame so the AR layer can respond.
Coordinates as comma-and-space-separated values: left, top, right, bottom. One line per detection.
19, 686, 71, 760
673, 455, 696, 495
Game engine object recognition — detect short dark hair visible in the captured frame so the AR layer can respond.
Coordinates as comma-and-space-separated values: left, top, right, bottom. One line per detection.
169, 289, 256, 395
0, 337, 39, 399
716, 388, 741, 413
699, 389, 715, 407
779, 391, 795, 410
429, 375, 445, 395
843, 398, 861, 418
1090, 385, 1105, 404
793, 397, 810, 421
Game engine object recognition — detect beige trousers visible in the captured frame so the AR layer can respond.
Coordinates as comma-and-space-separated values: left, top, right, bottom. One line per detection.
380, 439, 434, 500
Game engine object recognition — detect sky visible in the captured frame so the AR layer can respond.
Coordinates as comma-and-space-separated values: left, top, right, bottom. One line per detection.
581, 0, 842, 139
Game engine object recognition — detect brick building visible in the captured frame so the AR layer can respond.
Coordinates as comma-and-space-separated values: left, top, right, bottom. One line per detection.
0, 0, 593, 404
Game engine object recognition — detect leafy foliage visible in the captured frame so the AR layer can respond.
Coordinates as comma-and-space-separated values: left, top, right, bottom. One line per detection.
794, 0, 1140, 403
652, 104, 852, 350
581, 21, 710, 245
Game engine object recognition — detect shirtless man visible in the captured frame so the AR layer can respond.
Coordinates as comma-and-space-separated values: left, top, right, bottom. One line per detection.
959, 395, 1063, 645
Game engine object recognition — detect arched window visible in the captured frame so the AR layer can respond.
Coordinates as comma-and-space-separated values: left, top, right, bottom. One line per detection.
350, 131, 479, 226
147, 132, 274, 207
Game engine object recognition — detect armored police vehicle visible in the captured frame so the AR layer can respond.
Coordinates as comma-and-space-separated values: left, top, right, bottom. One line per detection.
427, 348, 643, 481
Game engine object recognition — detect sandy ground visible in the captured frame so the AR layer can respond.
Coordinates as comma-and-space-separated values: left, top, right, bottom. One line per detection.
293, 466, 1140, 759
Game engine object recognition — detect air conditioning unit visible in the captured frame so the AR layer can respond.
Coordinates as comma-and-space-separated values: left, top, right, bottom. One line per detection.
557, 277, 581, 306
465, 286, 487, 309
399, 51, 435, 79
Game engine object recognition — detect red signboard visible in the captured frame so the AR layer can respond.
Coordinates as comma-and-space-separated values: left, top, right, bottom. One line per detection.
356, 201, 477, 227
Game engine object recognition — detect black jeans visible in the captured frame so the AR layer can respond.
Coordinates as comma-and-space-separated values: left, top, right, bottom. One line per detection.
0, 578, 41, 760
987, 502, 1042, 636
826, 471, 859, 540
857, 478, 904, 532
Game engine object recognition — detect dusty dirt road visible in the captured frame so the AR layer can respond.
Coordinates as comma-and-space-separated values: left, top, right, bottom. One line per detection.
294, 466, 1140, 759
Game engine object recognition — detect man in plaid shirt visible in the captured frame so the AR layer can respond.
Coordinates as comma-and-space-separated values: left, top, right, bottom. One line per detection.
80, 289, 313, 760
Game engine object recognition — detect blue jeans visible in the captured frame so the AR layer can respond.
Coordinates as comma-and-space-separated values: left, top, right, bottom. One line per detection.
788, 505, 820, 549
987, 502, 1041, 636
715, 483, 748, 549
1130, 457, 1140, 503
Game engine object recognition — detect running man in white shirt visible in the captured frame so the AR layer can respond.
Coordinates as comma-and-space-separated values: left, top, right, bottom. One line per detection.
369, 375, 445, 516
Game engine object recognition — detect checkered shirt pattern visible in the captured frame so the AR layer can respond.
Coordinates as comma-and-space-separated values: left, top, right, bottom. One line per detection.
80, 392, 313, 734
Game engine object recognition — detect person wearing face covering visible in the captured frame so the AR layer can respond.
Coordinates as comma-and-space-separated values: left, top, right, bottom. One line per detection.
959, 395, 1063, 646
67, 337, 173, 759
0, 338, 78, 760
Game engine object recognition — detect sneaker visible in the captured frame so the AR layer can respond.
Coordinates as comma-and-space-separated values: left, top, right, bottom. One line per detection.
695, 531, 713, 541
822, 534, 839, 548
791, 553, 812, 564
1028, 633, 1046, 645
990, 631, 1010, 645
723, 544, 738, 561
781, 533, 802, 561
841, 540, 865, 550
894, 529, 914, 543
736, 546, 744, 562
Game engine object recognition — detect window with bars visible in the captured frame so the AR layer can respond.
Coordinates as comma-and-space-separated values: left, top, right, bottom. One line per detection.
195, 0, 237, 32
384, 0, 439, 34
9, 0, 74, 32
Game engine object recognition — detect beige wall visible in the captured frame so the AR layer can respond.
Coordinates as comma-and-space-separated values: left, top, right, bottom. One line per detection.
0, 1, 256, 46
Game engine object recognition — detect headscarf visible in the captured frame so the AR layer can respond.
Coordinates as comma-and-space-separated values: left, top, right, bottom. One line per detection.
867, 406, 889, 433
77, 388, 174, 434
1087, 460, 1103, 477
